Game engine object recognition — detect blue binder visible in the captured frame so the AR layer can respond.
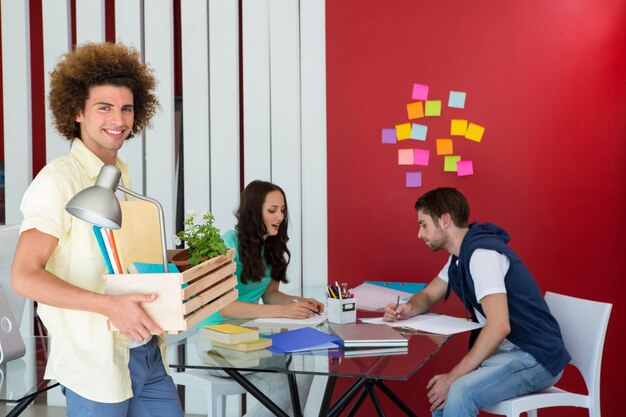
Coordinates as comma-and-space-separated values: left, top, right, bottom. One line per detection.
364, 281, 426, 294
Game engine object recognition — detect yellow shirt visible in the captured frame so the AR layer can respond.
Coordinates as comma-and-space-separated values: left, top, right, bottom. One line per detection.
19, 139, 168, 403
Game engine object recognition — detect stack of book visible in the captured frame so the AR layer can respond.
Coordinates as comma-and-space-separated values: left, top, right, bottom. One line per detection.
200, 324, 272, 351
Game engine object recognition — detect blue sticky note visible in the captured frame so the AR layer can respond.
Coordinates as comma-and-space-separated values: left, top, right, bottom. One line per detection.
381, 128, 397, 144
410, 124, 427, 141
406, 172, 422, 188
448, 91, 466, 109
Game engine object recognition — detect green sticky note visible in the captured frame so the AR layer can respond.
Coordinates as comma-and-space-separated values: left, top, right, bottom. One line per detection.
425, 100, 442, 116
444, 155, 461, 172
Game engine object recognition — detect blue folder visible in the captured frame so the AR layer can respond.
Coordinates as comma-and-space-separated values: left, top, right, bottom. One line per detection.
364, 281, 426, 294
267, 327, 342, 354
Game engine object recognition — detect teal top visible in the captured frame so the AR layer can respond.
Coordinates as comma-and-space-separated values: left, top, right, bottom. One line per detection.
196, 229, 273, 327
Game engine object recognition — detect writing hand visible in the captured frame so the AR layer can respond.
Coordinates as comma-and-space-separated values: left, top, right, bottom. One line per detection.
284, 300, 319, 319
107, 294, 164, 342
300, 297, 324, 314
382, 302, 413, 322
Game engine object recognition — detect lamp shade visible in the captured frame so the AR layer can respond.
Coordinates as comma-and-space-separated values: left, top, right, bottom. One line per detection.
65, 164, 123, 229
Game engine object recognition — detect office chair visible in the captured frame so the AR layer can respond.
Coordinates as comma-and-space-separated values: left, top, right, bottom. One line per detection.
172, 370, 246, 417
483, 292, 612, 417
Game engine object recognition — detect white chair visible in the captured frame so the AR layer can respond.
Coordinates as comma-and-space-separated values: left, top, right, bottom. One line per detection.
483, 291, 612, 417
172, 370, 246, 417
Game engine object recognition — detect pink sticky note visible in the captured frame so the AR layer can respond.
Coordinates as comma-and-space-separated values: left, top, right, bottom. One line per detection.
398, 149, 413, 165
457, 160, 474, 176
406, 172, 422, 188
413, 149, 430, 166
412, 83, 429, 101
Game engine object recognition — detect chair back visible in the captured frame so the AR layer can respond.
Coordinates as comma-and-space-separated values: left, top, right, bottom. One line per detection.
0, 224, 25, 324
545, 291, 611, 405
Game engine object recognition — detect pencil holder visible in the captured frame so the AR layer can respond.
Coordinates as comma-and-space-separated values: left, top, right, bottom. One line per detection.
328, 297, 357, 324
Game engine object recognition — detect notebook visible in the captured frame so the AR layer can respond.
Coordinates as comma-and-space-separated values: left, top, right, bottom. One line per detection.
266, 327, 342, 354
329, 323, 408, 348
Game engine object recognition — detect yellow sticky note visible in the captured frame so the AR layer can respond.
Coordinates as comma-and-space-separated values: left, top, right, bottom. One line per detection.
406, 102, 424, 119
425, 100, 442, 116
398, 149, 414, 165
436, 139, 453, 155
465, 123, 485, 142
444, 155, 461, 172
450, 120, 468, 136
396, 123, 412, 140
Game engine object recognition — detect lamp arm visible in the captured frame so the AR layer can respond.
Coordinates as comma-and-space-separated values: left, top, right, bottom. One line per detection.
117, 185, 169, 273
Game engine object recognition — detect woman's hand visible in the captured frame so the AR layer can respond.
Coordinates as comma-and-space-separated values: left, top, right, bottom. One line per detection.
283, 298, 323, 319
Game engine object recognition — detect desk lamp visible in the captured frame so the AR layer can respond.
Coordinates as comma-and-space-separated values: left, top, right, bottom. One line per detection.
65, 164, 169, 273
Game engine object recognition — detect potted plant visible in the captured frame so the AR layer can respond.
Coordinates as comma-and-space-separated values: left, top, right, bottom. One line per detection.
171, 211, 228, 270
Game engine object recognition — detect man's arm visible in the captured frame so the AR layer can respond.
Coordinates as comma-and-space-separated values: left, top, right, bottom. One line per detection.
426, 293, 510, 410
11, 228, 164, 341
383, 276, 447, 321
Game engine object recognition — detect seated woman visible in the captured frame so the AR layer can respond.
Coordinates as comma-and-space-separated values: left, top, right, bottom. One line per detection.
198, 180, 324, 416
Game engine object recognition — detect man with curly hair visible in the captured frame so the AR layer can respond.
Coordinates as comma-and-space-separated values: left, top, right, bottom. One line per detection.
11, 43, 183, 417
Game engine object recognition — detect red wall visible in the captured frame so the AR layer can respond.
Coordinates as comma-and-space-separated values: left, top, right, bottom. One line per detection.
326, 1, 626, 416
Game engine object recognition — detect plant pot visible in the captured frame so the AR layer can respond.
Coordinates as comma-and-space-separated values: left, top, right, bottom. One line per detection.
170, 249, 193, 272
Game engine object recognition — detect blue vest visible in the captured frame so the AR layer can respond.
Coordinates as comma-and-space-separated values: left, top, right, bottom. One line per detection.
446, 222, 571, 376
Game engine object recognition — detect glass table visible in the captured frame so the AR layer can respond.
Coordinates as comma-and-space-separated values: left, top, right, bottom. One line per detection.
0, 336, 58, 417
167, 322, 449, 417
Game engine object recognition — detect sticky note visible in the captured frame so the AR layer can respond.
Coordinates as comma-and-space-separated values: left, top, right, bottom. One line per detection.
406, 172, 422, 188
457, 160, 474, 176
412, 83, 429, 101
396, 123, 412, 140
448, 91, 466, 108
413, 149, 430, 166
406, 102, 424, 119
465, 123, 485, 142
410, 124, 428, 141
398, 149, 413, 165
382, 128, 397, 144
444, 155, 461, 172
436, 139, 453, 155
451, 119, 468, 136
424, 100, 442, 116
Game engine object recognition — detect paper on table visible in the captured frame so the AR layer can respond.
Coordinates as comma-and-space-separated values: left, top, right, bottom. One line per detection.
243, 311, 328, 327
351, 283, 413, 311
361, 313, 483, 336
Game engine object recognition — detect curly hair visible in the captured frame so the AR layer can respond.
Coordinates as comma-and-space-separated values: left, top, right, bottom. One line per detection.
236, 180, 290, 285
48, 42, 159, 140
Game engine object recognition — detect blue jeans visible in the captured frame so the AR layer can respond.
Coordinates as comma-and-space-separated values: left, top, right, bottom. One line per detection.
432, 347, 562, 417
62, 338, 183, 417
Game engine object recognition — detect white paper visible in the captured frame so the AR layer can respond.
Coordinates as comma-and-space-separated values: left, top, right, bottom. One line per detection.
361, 313, 483, 336
242, 311, 328, 328
350, 283, 413, 311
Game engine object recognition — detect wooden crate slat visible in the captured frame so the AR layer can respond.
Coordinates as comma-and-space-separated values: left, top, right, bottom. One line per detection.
182, 275, 238, 315
182, 261, 236, 299
181, 248, 235, 284
184, 288, 239, 329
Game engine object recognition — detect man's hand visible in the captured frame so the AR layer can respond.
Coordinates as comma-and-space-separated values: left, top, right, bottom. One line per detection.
426, 373, 455, 411
106, 294, 164, 342
383, 302, 414, 321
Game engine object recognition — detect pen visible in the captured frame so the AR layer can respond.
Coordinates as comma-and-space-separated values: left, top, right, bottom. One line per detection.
394, 295, 400, 316
293, 299, 321, 315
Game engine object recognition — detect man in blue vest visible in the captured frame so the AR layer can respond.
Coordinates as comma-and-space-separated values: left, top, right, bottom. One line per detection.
383, 187, 570, 417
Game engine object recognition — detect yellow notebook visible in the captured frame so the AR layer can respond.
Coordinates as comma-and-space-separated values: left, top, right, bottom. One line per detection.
212, 337, 272, 352
201, 324, 259, 344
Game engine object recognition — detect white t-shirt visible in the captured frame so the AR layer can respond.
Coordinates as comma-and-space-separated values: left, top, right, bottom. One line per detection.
438, 249, 516, 350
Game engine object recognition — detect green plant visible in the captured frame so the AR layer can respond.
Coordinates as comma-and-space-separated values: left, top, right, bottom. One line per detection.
174, 211, 227, 266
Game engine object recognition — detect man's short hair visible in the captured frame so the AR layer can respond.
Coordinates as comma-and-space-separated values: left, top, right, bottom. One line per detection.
414, 187, 470, 228
48, 42, 159, 140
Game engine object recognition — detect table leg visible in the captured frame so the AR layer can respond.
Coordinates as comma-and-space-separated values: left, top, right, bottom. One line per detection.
5, 382, 60, 417
287, 373, 302, 417
222, 369, 289, 417
346, 387, 368, 417
327, 377, 368, 417
318, 375, 336, 417
365, 382, 386, 417
374, 379, 418, 417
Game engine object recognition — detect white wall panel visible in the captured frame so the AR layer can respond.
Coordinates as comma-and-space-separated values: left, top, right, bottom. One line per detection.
268, 0, 302, 291
300, 0, 328, 286
208, 0, 240, 232
42, 0, 71, 163
242, 0, 271, 184
1, 0, 32, 224
181, 0, 211, 218
115, 0, 145, 193
144, 0, 177, 244
76, 0, 105, 44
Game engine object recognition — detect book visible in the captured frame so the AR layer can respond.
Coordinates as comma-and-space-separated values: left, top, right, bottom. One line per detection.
343, 345, 409, 358
105, 228, 124, 274
127, 262, 180, 274
203, 346, 273, 368
266, 327, 342, 354
212, 337, 272, 352
99, 228, 121, 274
328, 323, 408, 348
92, 226, 114, 274
201, 324, 259, 344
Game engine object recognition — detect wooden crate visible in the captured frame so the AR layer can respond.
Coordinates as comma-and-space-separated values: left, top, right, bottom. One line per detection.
104, 248, 237, 333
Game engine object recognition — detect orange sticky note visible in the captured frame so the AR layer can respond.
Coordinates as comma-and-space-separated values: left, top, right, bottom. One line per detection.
398, 149, 414, 165
436, 139, 453, 155
451, 119, 468, 136
406, 102, 424, 119
396, 123, 412, 140
444, 155, 461, 172
465, 123, 485, 142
